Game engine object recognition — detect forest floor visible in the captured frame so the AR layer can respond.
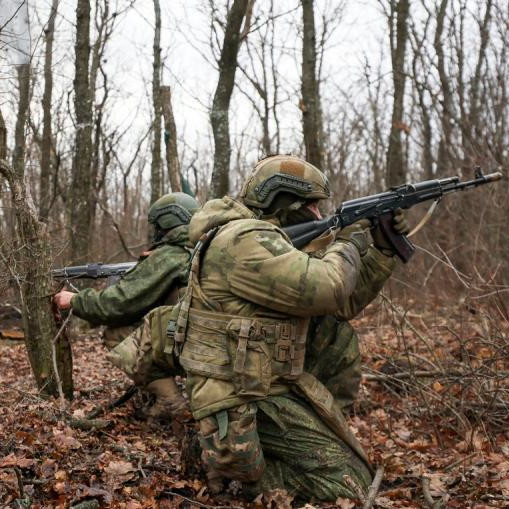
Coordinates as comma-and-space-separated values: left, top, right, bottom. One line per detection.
0, 296, 508, 509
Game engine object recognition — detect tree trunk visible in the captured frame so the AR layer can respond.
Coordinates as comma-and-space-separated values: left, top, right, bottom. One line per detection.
151, 0, 163, 206
434, 0, 455, 174
40, 0, 59, 222
467, 0, 492, 163
89, 0, 111, 241
301, 0, 324, 170
161, 86, 182, 192
70, 0, 93, 263
386, 0, 410, 187
0, 107, 6, 160
0, 71, 73, 399
209, 0, 248, 198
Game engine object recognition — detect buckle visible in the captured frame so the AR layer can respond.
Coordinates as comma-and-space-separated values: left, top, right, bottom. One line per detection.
275, 339, 294, 362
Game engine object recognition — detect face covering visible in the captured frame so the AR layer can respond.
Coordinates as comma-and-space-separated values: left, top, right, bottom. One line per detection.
280, 203, 320, 226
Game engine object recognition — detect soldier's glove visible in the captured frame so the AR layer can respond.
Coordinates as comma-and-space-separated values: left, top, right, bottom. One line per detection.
335, 219, 372, 256
372, 208, 410, 255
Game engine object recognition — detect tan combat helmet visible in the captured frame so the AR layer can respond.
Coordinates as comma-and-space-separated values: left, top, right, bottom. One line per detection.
239, 155, 330, 210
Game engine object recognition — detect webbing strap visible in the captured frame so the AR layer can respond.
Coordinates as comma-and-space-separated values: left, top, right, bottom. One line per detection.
233, 320, 251, 374
179, 356, 232, 379
175, 227, 219, 350
216, 410, 228, 441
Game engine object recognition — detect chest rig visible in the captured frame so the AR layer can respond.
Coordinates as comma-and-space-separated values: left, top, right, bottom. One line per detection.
173, 226, 310, 398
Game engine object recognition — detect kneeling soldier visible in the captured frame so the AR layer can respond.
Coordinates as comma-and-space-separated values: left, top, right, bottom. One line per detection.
175, 156, 407, 501
54, 192, 200, 421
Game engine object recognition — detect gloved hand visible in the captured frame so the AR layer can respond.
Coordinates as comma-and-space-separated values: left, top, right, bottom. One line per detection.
372, 208, 410, 254
335, 219, 372, 256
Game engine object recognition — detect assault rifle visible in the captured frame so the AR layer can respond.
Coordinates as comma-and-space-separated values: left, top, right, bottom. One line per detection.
52, 262, 137, 280
283, 168, 503, 262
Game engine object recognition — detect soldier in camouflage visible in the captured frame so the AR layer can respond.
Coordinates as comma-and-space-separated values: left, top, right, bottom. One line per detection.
54, 192, 200, 420
174, 155, 408, 501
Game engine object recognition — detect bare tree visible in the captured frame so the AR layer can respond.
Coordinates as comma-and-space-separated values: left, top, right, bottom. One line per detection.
39, 0, 59, 222
209, 0, 249, 198
0, 4, 73, 398
0, 107, 6, 160
433, 0, 455, 174
70, 0, 93, 262
161, 86, 182, 192
301, 0, 324, 170
151, 0, 163, 206
385, 0, 410, 186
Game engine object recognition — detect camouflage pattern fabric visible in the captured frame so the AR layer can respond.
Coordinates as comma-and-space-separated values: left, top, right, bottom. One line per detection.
102, 324, 138, 351
107, 305, 182, 387
71, 225, 192, 327
250, 394, 372, 501
306, 318, 362, 409
306, 246, 395, 407
199, 404, 265, 483
180, 197, 396, 501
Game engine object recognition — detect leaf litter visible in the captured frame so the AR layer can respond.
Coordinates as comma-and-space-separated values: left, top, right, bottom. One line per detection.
0, 298, 508, 507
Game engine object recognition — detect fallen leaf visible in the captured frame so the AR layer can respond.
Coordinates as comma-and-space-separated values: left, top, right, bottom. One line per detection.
433, 381, 444, 392
53, 429, 82, 450
104, 460, 135, 477
334, 498, 355, 509
0, 329, 24, 340
53, 481, 67, 494
0, 453, 35, 468
74, 484, 113, 504
501, 479, 509, 496
427, 473, 447, 496
263, 489, 294, 509
41, 459, 57, 478
55, 470, 67, 481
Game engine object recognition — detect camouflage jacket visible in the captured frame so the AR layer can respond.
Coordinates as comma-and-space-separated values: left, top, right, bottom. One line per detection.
182, 197, 395, 418
71, 225, 192, 327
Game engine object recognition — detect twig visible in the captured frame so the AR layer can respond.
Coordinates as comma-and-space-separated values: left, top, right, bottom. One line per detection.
421, 476, 445, 509
37, 410, 111, 431
380, 293, 444, 370
51, 309, 73, 409
85, 384, 137, 419
362, 466, 384, 509
98, 201, 137, 259
13, 467, 24, 498
443, 452, 478, 472
342, 474, 366, 503
363, 370, 444, 381
163, 490, 243, 509
480, 494, 509, 502
137, 457, 146, 479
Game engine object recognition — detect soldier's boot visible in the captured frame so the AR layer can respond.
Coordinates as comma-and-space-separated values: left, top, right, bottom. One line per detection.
145, 377, 192, 435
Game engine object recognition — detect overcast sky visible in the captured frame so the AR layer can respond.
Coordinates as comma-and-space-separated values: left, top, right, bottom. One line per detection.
0, 0, 389, 195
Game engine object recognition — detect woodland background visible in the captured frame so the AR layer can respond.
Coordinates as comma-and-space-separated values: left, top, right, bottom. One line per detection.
0, 0, 508, 507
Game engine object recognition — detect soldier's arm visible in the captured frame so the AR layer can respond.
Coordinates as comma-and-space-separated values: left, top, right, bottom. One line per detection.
71, 246, 189, 326
225, 227, 363, 317
332, 246, 396, 320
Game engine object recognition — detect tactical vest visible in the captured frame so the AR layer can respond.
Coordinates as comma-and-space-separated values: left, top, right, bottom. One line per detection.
174, 227, 309, 398
173, 225, 372, 468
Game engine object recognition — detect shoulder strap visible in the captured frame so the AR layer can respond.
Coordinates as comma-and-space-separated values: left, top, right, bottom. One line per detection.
174, 227, 219, 350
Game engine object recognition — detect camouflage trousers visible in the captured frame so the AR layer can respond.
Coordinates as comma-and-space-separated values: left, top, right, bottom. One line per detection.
197, 318, 370, 501
102, 324, 139, 351
106, 306, 182, 387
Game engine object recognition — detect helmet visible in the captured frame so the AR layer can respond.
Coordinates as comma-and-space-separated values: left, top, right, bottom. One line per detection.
239, 155, 330, 210
148, 192, 200, 231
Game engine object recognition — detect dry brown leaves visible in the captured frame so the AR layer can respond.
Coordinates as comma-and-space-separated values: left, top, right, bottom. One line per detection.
0, 299, 508, 508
